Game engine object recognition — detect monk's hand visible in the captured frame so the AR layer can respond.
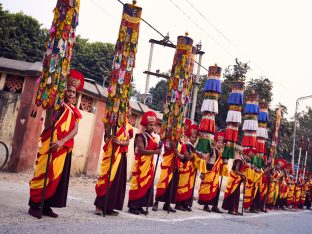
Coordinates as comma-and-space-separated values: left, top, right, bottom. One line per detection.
50, 139, 65, 151
200, 173, 205, 180
175, 149, 182, 158
112, 136, 120, 145
155, 149, 161, 155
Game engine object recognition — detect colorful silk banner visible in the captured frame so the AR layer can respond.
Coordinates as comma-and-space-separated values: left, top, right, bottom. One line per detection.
161, 34, 194, 144
270, 106, 283, 159
104, 2, 142, 128
223, 80, 245, 160
35, 0, 80, 110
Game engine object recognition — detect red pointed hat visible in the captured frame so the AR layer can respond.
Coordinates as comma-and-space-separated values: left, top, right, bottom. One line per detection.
214, 130, 225, 142
275, 158, 287, 169
186, 124, 198, 137
140, 111, 158, 126
184, 119, 192, 132
68, 69, 84, 91
243, 148, 257, 156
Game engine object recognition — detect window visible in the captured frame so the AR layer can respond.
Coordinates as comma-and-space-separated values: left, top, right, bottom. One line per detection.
3, 74, 24, 93
129, 113, 137, 127
79, 94, 94, 113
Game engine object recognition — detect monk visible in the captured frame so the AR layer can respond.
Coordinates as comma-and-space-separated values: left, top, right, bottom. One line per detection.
152, 137, 181, 213
175, 123, 207, 211
242, 148, 257, 213
94, 107, 134, 216
259, 157, 273, 212
128, 111, 161, 215
222, 145, 248, 215
286, 163, 295, 208
28, 70, 84, 219
266, 158, 284, 210
198, 131, 225, 213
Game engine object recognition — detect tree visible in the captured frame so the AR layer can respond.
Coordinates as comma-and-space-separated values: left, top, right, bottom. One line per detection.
0, 4, 48, 62
293, 107, 312, 171
129, 82, 140, 99
245, 76, 273, 103
71, 37, 114, 86
147, 79, 168, 112
0, 5, 115, 86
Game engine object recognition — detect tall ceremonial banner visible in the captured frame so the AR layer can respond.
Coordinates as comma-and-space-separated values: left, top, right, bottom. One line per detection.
103, 2, 142, 129
161, 34, 194, 145
241, 90, 259, 172
34, 0, 80, 111
196, 64, 222, 154
255, 100, 269, 168
241, 90, 259, 150
270, 106, 283, 159
223, 80, 245, 160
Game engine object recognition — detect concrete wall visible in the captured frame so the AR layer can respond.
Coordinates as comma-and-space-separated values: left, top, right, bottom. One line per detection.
86, 99, 106, 175
71, 109, 95, 175
0, 92, 20, 152
0, 73, 20, 157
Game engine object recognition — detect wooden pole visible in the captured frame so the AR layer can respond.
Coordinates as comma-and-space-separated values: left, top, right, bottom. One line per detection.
103, 125, 118, 217
145, 151, 161, 215
40, 109, 56, 218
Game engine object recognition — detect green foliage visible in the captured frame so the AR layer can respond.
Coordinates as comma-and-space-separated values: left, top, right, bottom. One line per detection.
0, 4, 48, 62
0, 4, 114, 86
71, 37, 114, 86
294, 107, 312, 171
147, 79, 168, 112
245, 76, 273, 103
129, 82, 140, 99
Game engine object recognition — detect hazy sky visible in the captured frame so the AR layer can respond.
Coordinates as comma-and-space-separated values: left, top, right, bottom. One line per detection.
1, 0, 312, 118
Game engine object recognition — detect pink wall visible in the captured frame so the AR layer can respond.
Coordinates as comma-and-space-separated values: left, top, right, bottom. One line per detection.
8, 76, 43, 172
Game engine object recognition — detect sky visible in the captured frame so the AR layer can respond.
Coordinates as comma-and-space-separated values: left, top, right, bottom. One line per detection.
1, 0, 312, 118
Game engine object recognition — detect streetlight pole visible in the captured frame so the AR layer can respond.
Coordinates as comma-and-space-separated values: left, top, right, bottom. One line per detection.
291, 95, 312, 169
303, 138, 310, 180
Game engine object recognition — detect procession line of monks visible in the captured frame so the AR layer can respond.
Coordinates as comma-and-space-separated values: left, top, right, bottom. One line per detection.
28, 109, 312, 218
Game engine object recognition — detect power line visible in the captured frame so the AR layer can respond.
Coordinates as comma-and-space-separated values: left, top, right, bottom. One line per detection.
90, 0, 119, 22
115, 0, 208, 73
94, 0, 290, 99
184, 0, 238, 50
169, 0, 295, 95
168, 0, 236, 59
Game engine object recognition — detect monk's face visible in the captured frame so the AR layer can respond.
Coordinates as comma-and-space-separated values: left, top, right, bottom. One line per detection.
189, 133, 198, 144
145, 122, 156, 133
216, 140, 224, 150
64, 86, 76, 105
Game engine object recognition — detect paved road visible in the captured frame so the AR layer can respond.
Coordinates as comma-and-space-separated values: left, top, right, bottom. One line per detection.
0, 172, 311, 234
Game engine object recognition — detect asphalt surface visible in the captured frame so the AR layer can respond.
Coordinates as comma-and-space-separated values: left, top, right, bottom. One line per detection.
0, 172, 311, 234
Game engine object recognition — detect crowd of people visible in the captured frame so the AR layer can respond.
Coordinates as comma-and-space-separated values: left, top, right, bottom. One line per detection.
26, 75, 312, 218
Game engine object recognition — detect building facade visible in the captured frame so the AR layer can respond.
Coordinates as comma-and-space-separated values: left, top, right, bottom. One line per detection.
0, 57, 162, 179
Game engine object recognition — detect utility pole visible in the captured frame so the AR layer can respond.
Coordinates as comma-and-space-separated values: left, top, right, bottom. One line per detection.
143, 36, 205, 117
144, 42, 154, 94
190, 42, 203, 122
143, 34, 173, 94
